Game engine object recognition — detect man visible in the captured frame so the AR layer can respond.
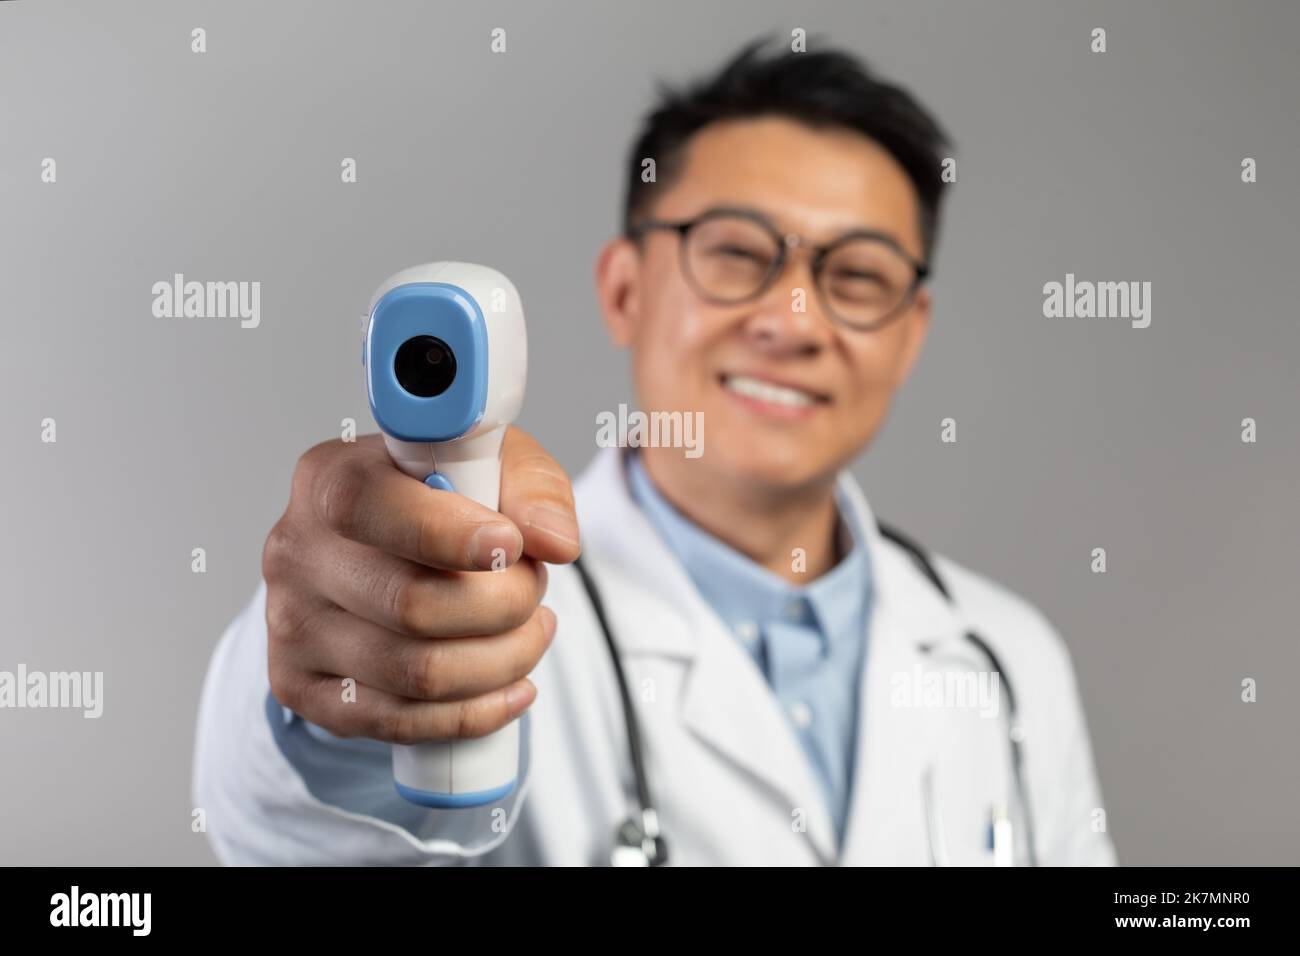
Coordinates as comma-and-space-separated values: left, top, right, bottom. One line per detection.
194, 37, 1116, 866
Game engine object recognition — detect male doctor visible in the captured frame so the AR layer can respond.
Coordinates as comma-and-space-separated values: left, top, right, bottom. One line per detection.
194, 38, 1117, 866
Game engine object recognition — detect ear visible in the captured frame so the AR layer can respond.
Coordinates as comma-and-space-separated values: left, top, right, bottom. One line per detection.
891, 286, 932, 387
595, 236, 641, 348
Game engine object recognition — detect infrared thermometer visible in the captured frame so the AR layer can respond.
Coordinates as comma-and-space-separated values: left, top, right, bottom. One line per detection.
362, 261, 527, 806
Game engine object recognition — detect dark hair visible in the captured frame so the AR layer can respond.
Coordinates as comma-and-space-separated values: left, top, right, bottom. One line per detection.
624, 35, 953, 261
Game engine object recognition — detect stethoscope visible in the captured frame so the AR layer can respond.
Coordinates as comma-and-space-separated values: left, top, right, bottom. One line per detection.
571, 520, 1039, 867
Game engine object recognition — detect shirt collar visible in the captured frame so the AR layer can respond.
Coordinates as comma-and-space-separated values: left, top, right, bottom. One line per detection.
624, 451, 872, 647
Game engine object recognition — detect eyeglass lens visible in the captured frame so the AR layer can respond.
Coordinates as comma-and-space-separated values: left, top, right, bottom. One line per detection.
682, 213, 917, 327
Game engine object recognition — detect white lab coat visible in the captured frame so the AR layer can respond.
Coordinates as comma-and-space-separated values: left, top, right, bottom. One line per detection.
193, 446, 1117, 866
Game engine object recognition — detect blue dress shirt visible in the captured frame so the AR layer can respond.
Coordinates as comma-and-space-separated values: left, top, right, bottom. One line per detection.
625, 452, 873, 847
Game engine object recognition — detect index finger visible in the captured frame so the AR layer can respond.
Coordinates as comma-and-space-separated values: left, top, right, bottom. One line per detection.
308, 436, 525, 572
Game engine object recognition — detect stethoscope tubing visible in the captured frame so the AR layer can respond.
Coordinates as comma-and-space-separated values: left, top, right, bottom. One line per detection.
573, 520, 1039, 867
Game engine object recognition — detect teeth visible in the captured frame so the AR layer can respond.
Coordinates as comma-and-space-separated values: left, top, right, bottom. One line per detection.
723, 375, 817, 407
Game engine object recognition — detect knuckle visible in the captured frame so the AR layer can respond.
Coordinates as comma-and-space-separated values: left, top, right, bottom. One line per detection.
300, 438, 341, 474
315, 457, 368, 538
291, 441, 332, 502
264, 587, 307, 644
506, 566, 544, 628
511, 449, 560, 476
266, 661, 301, 712
470, 566, 538, 633
515, 454, 575, 501
514, 611, 552, 673
455, 699, 494, 739
387, 572, 420, 634
291, 443, 321, 486
498, 618, 546, 685
261, 519, 299, 581
410, 647, 449, 701
376, 706, 417, 745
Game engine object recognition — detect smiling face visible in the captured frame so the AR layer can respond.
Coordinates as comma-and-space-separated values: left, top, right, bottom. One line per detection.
597, 115, 932, 498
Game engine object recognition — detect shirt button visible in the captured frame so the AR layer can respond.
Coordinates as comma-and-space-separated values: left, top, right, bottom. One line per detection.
785, 600, 807, 622
789, 701, 814, 729
735, 621, 759, 643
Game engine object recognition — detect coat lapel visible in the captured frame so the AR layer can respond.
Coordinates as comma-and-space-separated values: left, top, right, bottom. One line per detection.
575, 448, 839, 862
573, 448, 991, 865
827, 474, 991, 865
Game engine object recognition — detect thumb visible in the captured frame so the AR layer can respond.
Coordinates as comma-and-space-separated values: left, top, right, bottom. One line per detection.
498, 426, 582, 565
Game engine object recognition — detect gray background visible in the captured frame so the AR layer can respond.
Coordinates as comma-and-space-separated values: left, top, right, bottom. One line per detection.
1, 0, 1297, 865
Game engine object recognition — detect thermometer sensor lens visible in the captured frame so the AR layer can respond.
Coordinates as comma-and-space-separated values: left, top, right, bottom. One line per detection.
394, 334, 457, 397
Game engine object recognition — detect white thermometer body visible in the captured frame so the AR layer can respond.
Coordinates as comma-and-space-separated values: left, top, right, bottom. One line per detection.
362, 262, 527, 806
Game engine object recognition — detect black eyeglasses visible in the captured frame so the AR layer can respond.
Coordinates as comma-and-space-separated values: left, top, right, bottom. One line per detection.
626, 206, 930, 332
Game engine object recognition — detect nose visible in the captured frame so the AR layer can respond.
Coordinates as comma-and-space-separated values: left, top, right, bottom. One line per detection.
737, 250, 833, 356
